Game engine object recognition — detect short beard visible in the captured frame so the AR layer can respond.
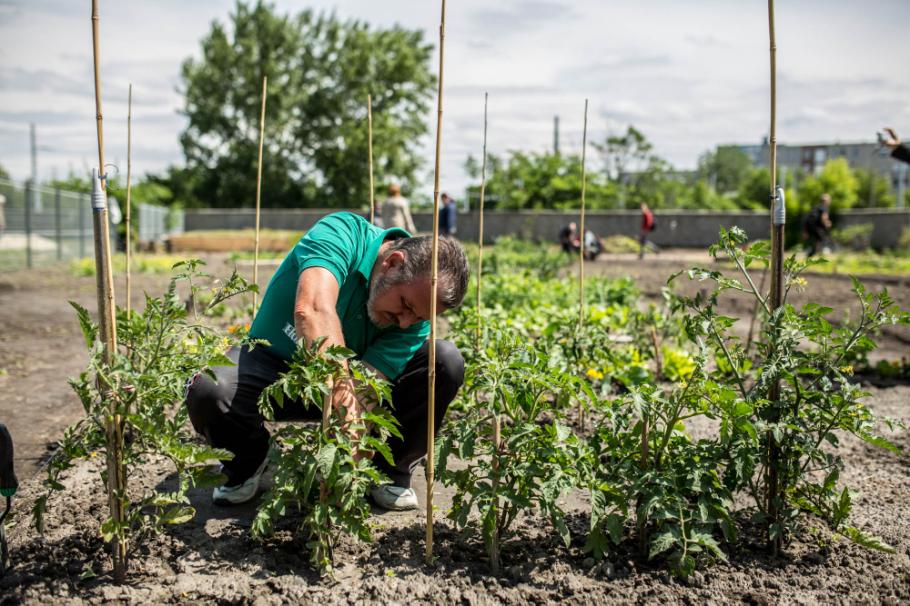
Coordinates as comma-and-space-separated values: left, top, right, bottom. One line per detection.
367, 268, 401, 328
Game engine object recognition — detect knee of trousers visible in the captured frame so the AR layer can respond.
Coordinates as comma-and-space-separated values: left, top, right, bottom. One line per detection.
184, 372, 231, 436
434, 340, 465, 392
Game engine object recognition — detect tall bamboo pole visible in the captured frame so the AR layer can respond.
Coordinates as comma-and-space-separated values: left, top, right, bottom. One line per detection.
577, 99, 589, 431
474, 92, 501, 572
91, 0, 126, 582
125, 83, 133, 318
368, 94, 375, 224
578, 99, 589, 327
766, 0, 785, 556
426, 0, 447, 565
475, 92, 488, 350
252, 76, 267, 316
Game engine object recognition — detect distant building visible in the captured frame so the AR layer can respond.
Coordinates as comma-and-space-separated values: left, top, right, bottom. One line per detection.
727, 138, 909, 205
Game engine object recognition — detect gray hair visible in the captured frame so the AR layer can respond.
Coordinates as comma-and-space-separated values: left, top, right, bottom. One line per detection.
386, 235, 469, 309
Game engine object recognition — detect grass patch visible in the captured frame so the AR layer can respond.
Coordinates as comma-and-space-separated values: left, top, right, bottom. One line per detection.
807, 251, 910, 277
70, 254, 191, 277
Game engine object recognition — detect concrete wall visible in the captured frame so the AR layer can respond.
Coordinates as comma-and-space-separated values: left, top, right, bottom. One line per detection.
184, 208, 910, 249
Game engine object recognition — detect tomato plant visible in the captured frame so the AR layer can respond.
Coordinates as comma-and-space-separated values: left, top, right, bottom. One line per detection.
251, 340, 400, 575
436, 330, 588, 573
34, 261, 255, 574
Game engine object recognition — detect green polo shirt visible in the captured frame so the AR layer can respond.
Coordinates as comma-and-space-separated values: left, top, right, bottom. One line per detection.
249, 212, 430, 380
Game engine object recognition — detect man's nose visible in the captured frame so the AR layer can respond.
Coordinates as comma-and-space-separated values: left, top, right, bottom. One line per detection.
397, 311, 416, 329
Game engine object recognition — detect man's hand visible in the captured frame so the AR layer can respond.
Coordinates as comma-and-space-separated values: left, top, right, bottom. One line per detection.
331, 377, 361, 424
880, 127, 901, 150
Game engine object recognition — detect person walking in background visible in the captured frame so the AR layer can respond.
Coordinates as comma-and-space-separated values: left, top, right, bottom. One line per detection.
380, 182, 417, 234
638, 202, 657, 259
559, 222, 581, 254
803, 193, 833, 257
879, 127, 910, 165
439, 192, 457, 237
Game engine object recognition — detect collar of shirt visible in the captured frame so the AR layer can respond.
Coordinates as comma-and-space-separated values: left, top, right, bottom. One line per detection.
354, 226, 411, 282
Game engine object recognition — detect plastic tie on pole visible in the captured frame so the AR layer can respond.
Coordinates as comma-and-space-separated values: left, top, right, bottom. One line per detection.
91, 167, 107, 212
772, 185, 786, 226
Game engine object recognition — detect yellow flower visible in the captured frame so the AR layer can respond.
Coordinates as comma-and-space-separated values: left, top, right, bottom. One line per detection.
839, 365, 854, 376
586, 368, 604, 381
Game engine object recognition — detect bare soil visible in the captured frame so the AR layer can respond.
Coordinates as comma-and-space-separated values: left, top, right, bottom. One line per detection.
1, 252, 909, 604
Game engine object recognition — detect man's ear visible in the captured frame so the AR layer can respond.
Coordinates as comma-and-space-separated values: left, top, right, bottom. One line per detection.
383, 250, 406, 271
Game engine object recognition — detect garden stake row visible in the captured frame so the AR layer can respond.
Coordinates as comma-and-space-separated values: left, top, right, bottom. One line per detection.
125, 83, 133, 318
368, 94, 375, 224
91, 0, 127, 582
765, 0, 785, 556
252, 75, 268, 316
577, 99, 589, 431
425, 0, 447, 565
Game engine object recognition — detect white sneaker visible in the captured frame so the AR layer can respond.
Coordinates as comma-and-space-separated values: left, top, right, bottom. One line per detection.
370, 484, 418, 511
212, 457, 268, 506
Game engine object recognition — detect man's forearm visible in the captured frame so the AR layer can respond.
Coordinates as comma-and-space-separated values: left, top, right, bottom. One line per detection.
294, 307, 346, 355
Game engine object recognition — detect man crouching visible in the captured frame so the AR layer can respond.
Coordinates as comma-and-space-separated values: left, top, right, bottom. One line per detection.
185, 211, 468, 510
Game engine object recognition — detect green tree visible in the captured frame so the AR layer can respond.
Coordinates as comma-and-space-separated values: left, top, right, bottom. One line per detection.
735, 168, 772, 211
697, 146, 752, 194
0, 164, 10, 180
854, 169, 895, 208
464, 151, 618, 210
178, 1, 435, 209
796, 158, 858, 214
595, 126, 654, 182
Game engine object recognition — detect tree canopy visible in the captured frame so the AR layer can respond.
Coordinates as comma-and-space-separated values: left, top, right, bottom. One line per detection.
177, 1, 436, 209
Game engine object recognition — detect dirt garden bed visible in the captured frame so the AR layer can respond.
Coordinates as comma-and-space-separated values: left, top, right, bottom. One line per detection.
1, 384, 908, 604
1, 251, 908, 604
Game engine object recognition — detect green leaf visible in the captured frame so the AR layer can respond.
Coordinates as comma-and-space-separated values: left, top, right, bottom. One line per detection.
69, 301, 97, 348
161, 505, 196, 525
649, 530, 677, 559
840, 526, 895, 553
858, 433, 901, 455
317, 444, 337, 480
605, 513, 624, 545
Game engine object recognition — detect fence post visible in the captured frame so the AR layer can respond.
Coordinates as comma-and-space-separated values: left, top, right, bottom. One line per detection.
55, 188, 62, 261
79, 193, 87, 258
24, 181, 33, 268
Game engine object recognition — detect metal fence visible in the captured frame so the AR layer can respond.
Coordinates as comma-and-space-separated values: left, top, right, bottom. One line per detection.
0, 178, 183, 272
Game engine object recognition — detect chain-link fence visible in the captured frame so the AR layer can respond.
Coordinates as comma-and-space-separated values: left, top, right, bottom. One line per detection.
0, 178, 183, 272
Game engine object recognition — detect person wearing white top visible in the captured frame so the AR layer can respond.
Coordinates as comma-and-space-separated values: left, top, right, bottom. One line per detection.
380, 182, 417, 234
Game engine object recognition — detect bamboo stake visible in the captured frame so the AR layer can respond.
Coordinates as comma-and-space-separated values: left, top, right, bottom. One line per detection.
91, 0, 126, 582
368, 94, 375, 224
766, 0, 785, 556
125, 83, 133, 318
252, 76, 267, 316
475, 92, 488, 351
319, 378, 333, 566
577, 99, 589, 431
474, 92, 501, 573
578, 99, 589, 327
426, 0, 446, 566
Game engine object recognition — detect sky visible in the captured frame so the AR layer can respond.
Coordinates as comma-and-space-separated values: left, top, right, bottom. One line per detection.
1, 0, 908, 199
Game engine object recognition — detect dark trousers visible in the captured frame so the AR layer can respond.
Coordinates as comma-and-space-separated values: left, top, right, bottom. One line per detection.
185, 340, 464, 488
